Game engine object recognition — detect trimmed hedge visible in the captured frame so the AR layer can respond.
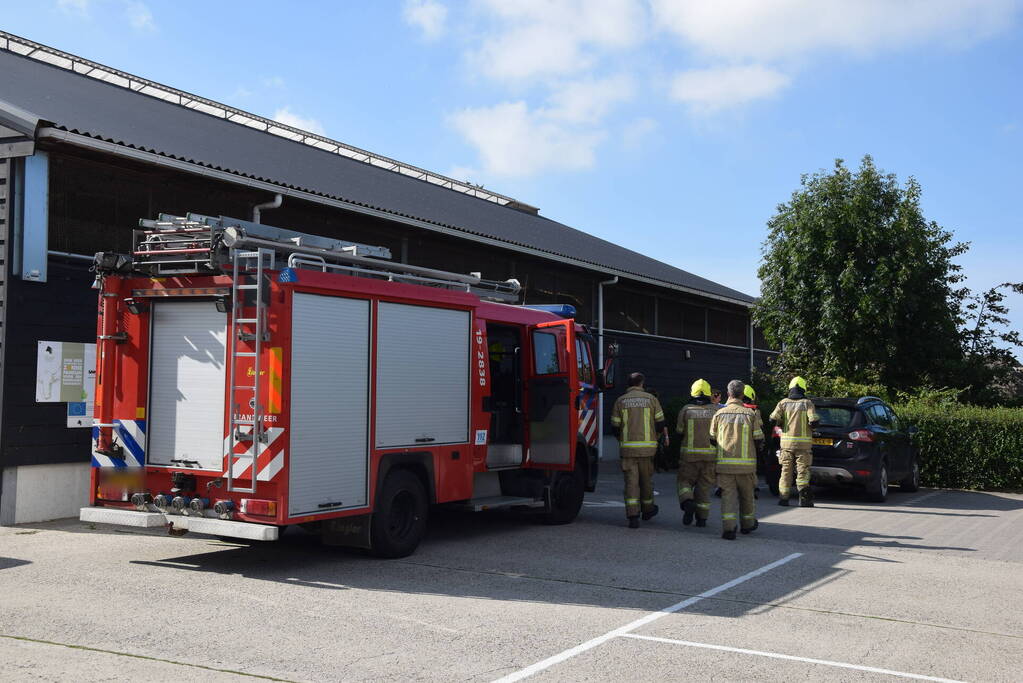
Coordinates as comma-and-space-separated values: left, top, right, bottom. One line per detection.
895, 403, 1023, 490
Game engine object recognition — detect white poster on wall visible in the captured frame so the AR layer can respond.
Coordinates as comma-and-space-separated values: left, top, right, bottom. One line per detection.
36, 341, 97, 428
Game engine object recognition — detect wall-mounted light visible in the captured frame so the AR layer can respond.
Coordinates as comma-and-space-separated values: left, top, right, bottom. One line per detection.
215, 295, 230, 313
684, 349, 692, 360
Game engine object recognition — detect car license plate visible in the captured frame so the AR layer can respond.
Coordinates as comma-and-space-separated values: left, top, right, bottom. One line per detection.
812, 437, 833, 446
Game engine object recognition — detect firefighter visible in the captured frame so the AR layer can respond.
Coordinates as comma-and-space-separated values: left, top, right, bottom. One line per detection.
770, 376, 820, 507
744, 384, 765, 499
610, 372, 665, 528
709, 379, 764, 540
676, 379, 719, 527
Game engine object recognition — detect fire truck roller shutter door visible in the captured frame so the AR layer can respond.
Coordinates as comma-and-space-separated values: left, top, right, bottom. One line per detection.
147, 301, 228, 470
375, 302, 471, 448
289, 293, 371, 516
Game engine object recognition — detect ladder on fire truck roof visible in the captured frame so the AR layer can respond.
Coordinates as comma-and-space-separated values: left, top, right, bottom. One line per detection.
225, 247, 273, 494
132, 213, 521, 302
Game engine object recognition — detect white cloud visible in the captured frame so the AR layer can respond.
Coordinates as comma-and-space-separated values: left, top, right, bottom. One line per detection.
450, 101, 605, 177
403, 0, 448, 41
650, 0, 1018, 62
57, 0, 89, 15
545, 75, 635, 124
262, 76, 286, 88
273, 107, 326, 136
670, 65, 790, 113
622, 117, 658, 149
450, 74, 633, 177
468, 0, 645, 83
125, 1, 155, 32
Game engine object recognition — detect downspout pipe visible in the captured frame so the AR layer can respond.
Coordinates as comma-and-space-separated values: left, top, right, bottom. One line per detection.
252, 193, 282, 223
597, 276, 618, 462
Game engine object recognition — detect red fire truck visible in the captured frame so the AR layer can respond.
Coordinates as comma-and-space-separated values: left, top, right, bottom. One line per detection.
80, 213, 614, 557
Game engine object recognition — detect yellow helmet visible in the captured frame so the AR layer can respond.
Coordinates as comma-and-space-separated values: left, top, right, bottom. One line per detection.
690, 379, 711, 397
789, 376, 807, 391
743, 385, 756, 402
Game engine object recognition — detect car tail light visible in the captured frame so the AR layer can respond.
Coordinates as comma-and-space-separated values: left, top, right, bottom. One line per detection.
240, 499, 277, 516
854, 470, 872, 476
772, 426, 782, 437
848, 430, 874, 443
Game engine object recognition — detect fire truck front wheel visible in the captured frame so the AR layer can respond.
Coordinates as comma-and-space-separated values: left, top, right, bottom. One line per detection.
371, 469, 429, 558
542, 456, 586, 525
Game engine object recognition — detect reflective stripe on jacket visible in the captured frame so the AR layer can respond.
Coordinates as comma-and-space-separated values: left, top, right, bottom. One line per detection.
611, 387, 664, 458
709, 398, 764, 474
770, 398, 818, 449
676, 402, 720, 462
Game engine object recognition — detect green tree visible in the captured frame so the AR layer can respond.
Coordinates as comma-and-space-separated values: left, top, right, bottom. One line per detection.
754, 156, 968, 391
960, 282, 1023, 404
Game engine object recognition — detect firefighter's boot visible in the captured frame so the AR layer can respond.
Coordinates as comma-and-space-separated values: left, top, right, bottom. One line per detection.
721, 529, 737, 540
695, 518, 707, 528
799, 488, 814, 508
642, 504, 659, 521
628, 516, 640, 529
778, 497, 790, 507
681, 499, 696, 526
741, 520, 759, 534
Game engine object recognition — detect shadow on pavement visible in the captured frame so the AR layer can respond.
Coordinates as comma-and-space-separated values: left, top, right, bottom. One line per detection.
0, 557, 32, 570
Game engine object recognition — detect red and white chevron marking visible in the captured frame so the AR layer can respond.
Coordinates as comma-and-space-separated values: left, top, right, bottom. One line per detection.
223, 427, 285, 482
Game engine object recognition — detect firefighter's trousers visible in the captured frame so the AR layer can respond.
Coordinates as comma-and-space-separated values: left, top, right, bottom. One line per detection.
778, 447, 813, 497
621, 456, 655, 518
677, 459, 715, 520
718, 472, 757, 533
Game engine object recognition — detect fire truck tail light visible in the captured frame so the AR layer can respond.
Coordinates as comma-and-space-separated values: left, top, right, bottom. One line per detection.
240, 499, 276, 516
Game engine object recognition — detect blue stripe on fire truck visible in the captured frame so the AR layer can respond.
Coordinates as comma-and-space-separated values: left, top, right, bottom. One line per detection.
91, 419, 146, 468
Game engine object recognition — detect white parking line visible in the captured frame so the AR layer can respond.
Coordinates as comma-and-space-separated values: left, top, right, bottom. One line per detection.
620, 634, 963, 683
491, 552, 802, 683
905, 490, 945, 507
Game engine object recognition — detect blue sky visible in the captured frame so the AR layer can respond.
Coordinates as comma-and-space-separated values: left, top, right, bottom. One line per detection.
3, 1, 1021, 336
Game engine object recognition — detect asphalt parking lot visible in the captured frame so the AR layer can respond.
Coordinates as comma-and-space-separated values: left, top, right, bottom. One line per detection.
2, 467, 1022, 682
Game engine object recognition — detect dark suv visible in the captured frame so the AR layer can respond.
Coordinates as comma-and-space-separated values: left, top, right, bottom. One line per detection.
765, 397, 919, 502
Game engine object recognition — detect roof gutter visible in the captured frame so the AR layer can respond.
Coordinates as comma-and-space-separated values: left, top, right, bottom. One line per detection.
36, 127, 755, 309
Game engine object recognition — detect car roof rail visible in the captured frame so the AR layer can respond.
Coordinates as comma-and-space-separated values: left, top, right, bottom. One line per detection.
856, 396, 883, 405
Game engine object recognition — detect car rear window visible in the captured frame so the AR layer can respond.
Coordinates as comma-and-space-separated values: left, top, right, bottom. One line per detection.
814, 406, 857, 428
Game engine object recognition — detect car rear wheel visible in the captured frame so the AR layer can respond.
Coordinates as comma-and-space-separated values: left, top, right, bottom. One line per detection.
899, 457, 920, 492
866, 461, 889, 503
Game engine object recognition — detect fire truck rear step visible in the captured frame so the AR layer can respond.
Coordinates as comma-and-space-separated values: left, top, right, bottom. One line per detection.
452, 495, 545, 512
80, 507, 279, 541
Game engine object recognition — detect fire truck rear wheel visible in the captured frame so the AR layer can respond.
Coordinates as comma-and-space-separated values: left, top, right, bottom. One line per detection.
542, 456, 586, 525
371, 469, 428, 558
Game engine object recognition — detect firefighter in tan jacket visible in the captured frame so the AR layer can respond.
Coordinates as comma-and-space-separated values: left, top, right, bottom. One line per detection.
676, 379, 719, 527
611, 372, 665, 529
709, 380, 764, 540
770, 376, 820, 508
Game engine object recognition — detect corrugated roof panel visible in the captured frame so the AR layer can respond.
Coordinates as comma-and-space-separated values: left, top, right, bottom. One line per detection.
0, 47, 754, 303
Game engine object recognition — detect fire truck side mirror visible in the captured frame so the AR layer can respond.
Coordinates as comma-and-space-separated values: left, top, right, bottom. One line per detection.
598, 356, 616, 391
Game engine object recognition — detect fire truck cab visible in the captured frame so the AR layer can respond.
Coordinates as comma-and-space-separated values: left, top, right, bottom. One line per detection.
80, 213, 614, 557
